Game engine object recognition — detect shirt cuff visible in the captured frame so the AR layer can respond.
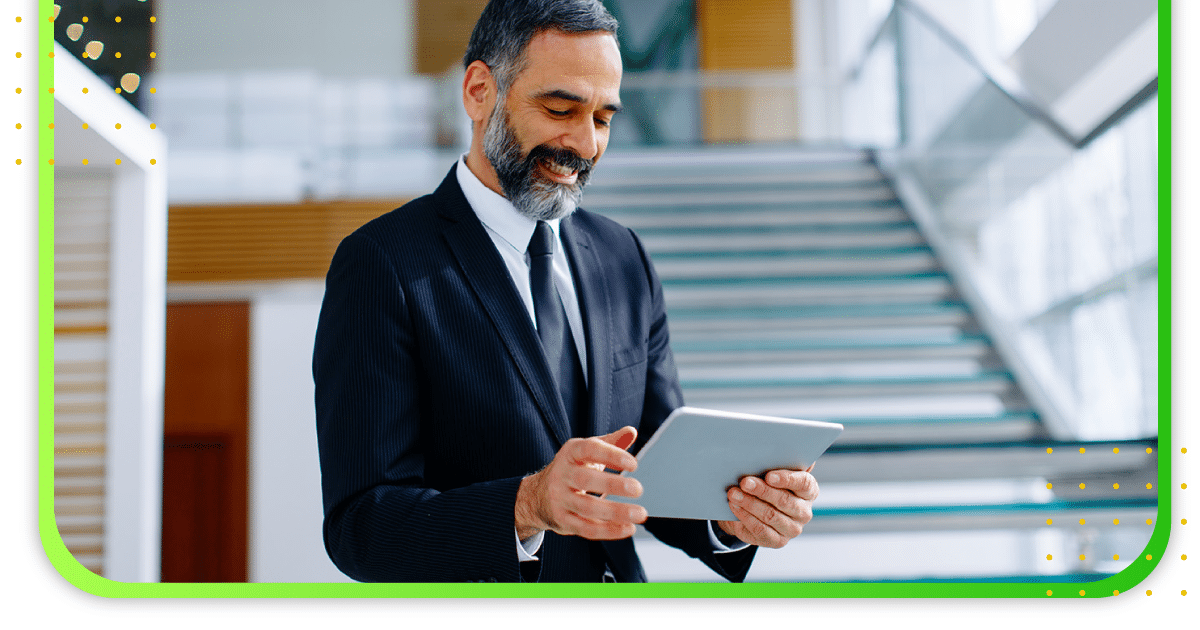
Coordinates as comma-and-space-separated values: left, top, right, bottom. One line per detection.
516, 528, 545, 562
707, 520, 750, 553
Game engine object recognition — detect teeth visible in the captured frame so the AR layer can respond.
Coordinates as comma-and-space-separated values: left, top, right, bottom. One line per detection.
543, 160, 575, 177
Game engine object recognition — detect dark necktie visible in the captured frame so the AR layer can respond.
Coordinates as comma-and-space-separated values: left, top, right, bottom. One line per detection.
528, 221, 588, 438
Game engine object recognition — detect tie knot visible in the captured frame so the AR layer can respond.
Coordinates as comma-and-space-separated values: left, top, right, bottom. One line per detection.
529, 221, 556, 258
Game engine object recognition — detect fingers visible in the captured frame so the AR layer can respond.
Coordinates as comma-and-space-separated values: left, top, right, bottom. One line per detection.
763, 469, 820, 502
724, 499, 789, 548
531, 433, 648, 541
722, 470, 819, 548
564, 435, 638, 474
565, 459, 642, 498
727, 484, 804, 544
598, 426, 638, 451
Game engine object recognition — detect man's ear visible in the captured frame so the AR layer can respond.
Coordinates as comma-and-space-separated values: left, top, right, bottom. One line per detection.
463, 60, 497, 125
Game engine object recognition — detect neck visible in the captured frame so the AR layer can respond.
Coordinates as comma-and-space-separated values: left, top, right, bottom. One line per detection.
466, 135, 506, 198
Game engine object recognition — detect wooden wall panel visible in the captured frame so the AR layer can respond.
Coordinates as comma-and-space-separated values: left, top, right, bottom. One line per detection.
696, 0, 799, 143
697, 0, 795, 70
167, 199, 405, 284
415, 0, 489, 75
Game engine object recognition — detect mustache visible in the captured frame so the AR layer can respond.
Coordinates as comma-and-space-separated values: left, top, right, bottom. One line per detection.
524, 144, 593, 179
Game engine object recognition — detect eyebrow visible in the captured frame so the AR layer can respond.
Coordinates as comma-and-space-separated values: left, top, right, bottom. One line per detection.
535, 88, 623, 114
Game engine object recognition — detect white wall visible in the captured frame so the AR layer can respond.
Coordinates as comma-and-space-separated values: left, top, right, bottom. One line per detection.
249, 283, 353, 582
157, 0, 415, 78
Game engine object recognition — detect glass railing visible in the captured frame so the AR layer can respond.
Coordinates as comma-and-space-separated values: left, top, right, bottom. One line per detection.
858, 0, 1160, 442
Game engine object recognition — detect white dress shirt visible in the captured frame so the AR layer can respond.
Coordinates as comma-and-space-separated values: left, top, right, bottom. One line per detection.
454, 157, 746, 563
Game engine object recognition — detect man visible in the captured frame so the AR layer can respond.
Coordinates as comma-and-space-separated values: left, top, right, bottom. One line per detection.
313, 0, 819, 583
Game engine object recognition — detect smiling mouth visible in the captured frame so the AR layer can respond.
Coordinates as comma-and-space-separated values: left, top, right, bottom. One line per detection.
539, 158, 579, 184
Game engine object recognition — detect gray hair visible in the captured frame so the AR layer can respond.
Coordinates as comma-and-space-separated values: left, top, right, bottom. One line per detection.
463, 0, 619, 94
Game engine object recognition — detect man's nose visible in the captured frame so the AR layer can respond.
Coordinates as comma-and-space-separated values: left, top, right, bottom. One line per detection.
561, 117, 599, 162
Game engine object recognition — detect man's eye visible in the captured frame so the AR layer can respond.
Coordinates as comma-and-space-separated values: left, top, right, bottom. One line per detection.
594, 117, 611, 128
547, 108, 569, 116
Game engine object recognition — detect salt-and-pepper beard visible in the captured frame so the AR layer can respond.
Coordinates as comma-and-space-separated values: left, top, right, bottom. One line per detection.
482, 103, 594, 222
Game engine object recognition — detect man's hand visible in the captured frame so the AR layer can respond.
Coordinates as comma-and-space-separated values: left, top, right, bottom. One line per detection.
716, 466, 819, 549
515, 426, 648, 541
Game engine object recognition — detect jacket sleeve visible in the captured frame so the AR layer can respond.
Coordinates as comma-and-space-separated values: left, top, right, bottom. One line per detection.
626, 229, 758, 583
313, 230, 522, 582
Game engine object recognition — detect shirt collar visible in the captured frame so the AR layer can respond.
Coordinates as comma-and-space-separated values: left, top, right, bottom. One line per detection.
456, 155, 561, 255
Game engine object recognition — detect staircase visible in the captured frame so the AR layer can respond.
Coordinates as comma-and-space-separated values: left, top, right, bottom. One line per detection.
584, 147, 1157, 582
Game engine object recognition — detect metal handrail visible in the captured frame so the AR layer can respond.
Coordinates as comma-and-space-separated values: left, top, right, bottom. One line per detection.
852, 0, 1158, 151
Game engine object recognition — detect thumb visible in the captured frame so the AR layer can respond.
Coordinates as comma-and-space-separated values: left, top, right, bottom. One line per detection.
599, 426, 638, 451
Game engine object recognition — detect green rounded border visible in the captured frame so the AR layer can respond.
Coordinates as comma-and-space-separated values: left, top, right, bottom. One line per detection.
35, 0, 1173, 598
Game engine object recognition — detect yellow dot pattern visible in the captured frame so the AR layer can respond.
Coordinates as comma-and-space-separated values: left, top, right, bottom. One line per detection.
115, 159, 121, 166
81, 159, 88, 165
1078, 590, 1085, 596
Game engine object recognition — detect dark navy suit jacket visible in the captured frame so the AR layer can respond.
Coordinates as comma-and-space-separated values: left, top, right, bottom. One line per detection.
313, 167, 756, 582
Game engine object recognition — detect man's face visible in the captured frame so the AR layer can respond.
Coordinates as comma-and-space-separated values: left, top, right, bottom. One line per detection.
482, 30, 623, 221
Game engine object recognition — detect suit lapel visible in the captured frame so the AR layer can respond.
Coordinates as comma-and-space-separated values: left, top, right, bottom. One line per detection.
560, 216, 613, 439
434, 169, 572, 447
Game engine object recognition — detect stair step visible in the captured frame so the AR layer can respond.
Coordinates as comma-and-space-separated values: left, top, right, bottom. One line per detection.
653, 250, 940, 279
610, 206, 910, 230
814, 440, 1157, 483
587, 165, 886, 189
663, 275, 957, 308
804, 499, 1156, 534
680, 359, 999, 383
668, 302, 972, 327
674, 338, 992, 364
681, 372, 1014, 400
587, 185, 897, 208
640, 228, 925, 252
832, 412, 1044, 444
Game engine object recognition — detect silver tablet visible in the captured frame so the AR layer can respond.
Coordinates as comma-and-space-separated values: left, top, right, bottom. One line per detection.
612, 406, 843, 521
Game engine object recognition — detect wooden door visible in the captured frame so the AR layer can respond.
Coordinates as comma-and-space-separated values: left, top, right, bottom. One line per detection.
161, 302, 250, 582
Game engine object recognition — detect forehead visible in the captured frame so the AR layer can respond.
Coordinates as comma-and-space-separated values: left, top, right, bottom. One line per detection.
515, 30, 622, 101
